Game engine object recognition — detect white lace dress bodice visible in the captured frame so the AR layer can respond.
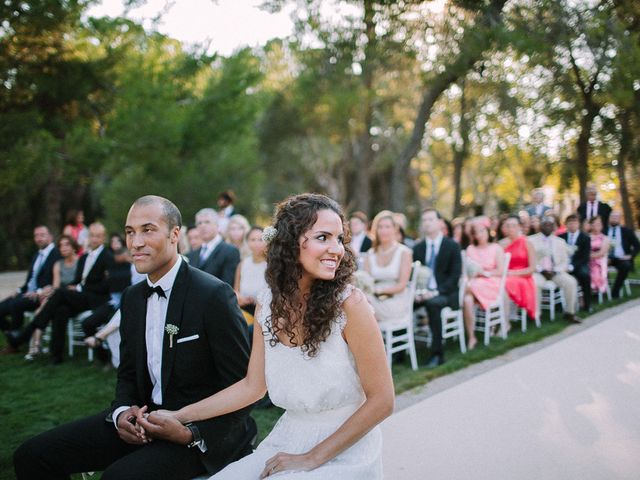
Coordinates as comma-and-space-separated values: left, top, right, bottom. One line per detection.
209, 285, 383, 479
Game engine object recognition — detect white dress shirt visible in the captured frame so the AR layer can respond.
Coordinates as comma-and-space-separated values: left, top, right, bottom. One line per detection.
609, 226, 626, 259
199, 235, 223, 264
425, 234, 443, 290
77, 245, 104, 291
351, 231, 367, 255
26, 242, 55, 292
112, 256, 182, 425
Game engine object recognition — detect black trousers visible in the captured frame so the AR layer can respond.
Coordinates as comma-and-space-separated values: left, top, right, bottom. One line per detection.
31, 289, 107, 360
415, 294, 451, 356
610, 258, 632, 298
14, 410, 206, 480
0, 294, 39, 331
572, 266, 591, 310
82, 303, 116, 338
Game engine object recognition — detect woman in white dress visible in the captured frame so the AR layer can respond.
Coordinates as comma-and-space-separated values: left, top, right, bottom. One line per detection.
363, 210, 413, 323
139, 193, 394, 478
234, 226, 268, 317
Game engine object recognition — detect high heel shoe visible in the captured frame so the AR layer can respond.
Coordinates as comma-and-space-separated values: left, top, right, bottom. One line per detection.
24, 341, 42, 361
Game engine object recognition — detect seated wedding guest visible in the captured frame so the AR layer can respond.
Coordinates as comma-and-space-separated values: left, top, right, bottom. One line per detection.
216, 189, 236, 234
364, 211, 413, 325
24, 235, 79, 359
413, 208, 462, 368
529, 215, 541, 235
587, 216, 609, 297
577, 183, 612, 232
62, 209, 89, 254
234, 226, 267, 317
14, 195, 254, 480
81, 239, 132, 363
526, 188, 551, 218
225, 214, 252, 260
7, 223, 114, 363
529, 217, 580, 323
451, 217, 469, 247
499, 215, 537, 321
349, 211, 372, 260
186, 208, 240, 287
186, 225, 202, 252
109, 233, 125, 253
558, 215, 592, 312
84, 268, 145, 367
0, 226, 61, 354
463, 222, 506, 350
608, 211, 640, 298
518, 210, 531, 236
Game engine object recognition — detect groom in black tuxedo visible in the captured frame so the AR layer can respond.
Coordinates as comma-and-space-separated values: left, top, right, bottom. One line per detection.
14, 195, 254, 479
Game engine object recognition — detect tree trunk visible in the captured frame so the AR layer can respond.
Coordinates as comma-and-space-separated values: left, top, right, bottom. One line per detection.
617, 109, 635, 228
390, 0, 507, 212
351, 0, 376, 214
452, 80, 470, 217
575, 104, 598, 202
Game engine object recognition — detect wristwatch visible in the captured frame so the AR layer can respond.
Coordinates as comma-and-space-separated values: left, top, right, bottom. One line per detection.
185, 423, 203, 449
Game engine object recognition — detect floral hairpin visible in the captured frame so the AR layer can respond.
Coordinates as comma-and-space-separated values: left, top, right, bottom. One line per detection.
262, 226, 278, 243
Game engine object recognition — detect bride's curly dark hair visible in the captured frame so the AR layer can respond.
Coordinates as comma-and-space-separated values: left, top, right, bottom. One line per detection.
264, 193, 356, 357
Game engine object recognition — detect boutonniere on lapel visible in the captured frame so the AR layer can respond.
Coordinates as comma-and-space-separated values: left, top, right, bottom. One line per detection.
165, 324, 179, 348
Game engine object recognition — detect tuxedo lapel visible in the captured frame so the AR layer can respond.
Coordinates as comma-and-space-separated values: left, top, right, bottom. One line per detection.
161, 261, 190, 400
134, 289, 153, 401
203, 242, 224, 270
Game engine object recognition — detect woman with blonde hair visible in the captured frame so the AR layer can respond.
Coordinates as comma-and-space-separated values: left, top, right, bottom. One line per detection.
363, 210, 413, 323
225, 214, 252, 260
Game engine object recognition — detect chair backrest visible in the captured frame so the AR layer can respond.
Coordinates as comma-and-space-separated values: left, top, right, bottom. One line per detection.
408, 260, 421, 299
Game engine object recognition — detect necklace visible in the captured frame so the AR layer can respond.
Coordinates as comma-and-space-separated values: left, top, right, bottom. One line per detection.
377, 242, 398, 255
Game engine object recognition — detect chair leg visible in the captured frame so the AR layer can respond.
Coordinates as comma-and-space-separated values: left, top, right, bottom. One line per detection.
385, 330, 392, 368
67, 320, 74, 357
521, 308, 527, 333
549, 292, 555, 321
458, 314, 467, 354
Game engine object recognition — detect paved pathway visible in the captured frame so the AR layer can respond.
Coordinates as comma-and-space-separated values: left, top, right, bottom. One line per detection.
383, 302, 640, 480
0, 271, 26, 298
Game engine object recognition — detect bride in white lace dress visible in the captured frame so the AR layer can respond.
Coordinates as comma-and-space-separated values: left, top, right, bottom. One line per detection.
142, 194, 394, 478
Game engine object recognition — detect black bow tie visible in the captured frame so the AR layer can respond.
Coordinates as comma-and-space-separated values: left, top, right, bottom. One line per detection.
145, 284, 166, 299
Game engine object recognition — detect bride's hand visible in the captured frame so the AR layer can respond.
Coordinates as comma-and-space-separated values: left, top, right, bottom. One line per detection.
260, 452, 320, 478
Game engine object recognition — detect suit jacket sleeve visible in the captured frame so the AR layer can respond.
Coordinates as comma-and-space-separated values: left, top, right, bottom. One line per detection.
438, 241, 462, 296
626, 228, 640, 257
575, 234, 591, 268
112, 287, 142, 410
220, 246, 241, 287
194, 282, 251, 440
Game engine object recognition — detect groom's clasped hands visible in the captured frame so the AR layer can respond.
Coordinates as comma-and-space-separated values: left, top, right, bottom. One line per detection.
128, 405, 191, 445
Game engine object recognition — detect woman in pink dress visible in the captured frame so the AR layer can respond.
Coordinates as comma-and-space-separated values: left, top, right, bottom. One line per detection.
463, 222, 506, 350
588, 216, 609, 293
499, 215, 537, 321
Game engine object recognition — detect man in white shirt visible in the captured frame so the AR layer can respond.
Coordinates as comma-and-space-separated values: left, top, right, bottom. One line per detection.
529, 217, 580, 323
186, 208, 240, 286
607, 211, 640, 298
349, 211, 372, 261
14, 195, 254, 479
0, 226, 60, 353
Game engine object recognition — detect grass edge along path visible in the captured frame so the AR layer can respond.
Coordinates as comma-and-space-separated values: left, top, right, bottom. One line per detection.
0, 273, 638, 480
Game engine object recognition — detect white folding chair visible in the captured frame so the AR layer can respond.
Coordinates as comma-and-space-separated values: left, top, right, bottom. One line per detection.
379, 261, 420, 371
440, 276, 467, 354
540, 281, 565, 321
68, 310, 94, 361
474, 253, 511, 346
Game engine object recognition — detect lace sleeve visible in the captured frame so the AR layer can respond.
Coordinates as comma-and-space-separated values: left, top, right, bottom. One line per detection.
255, 288, 271, 326
336, 284, 356, 331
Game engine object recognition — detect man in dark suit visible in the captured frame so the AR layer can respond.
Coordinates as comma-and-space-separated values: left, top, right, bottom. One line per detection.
14, 195, 254, 479
525, 188, 551, 218
607, 211, 640, 298
413, 208, 462, 368
0, 226, 60, 352
8, 222, 114, 364
349, 211, 372, 258
559, 214, 592, 312
577, 184, 612, 233
187, 208, 240, 287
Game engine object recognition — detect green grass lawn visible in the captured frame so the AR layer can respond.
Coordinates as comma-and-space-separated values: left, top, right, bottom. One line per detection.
1, 266, 638, 479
